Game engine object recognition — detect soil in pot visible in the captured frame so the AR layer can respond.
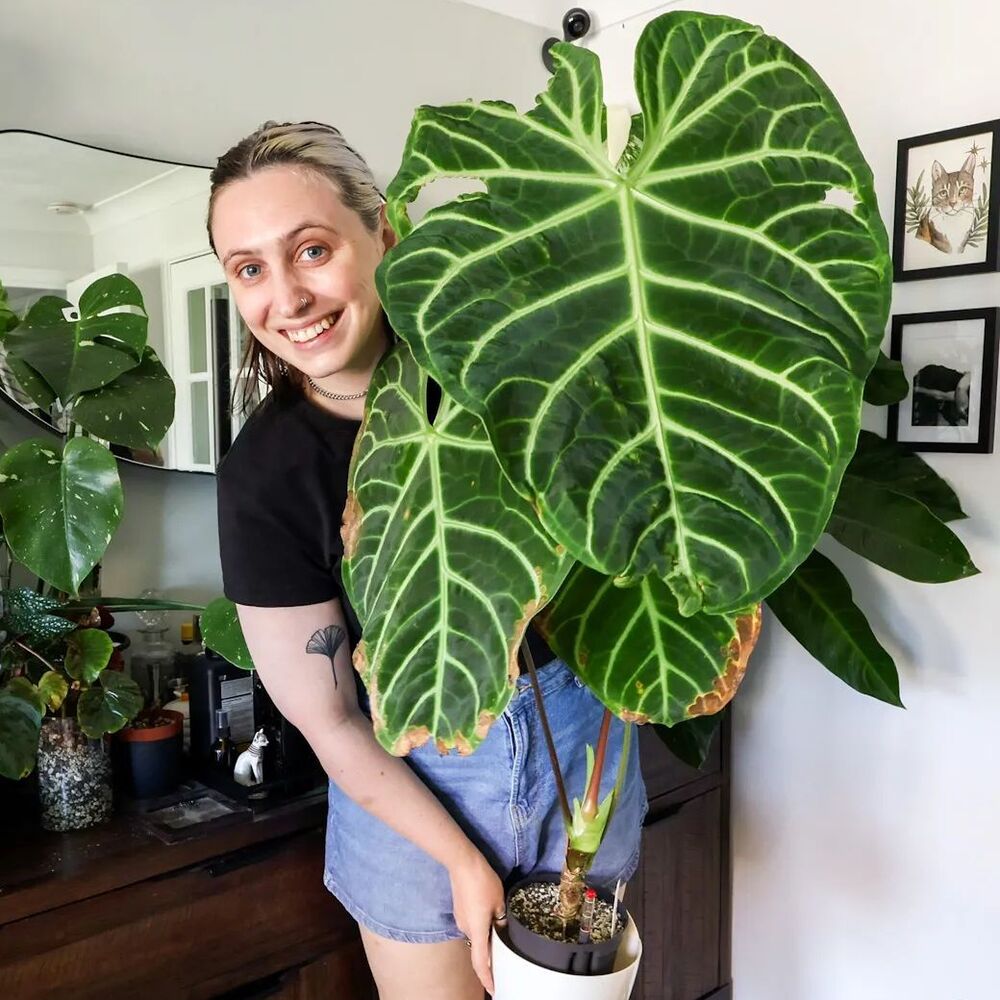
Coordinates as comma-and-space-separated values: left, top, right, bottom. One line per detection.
506, 875, 628, 975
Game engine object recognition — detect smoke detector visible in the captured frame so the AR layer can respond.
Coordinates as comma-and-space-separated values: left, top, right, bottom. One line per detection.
46, 201, 90, 215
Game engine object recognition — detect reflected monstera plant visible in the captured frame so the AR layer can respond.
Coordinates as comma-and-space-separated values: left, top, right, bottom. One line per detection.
339, 11, 976, 917
0, 275, 182, 780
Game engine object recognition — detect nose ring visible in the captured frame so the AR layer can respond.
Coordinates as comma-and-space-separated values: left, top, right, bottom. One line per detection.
299, 295, 310, 309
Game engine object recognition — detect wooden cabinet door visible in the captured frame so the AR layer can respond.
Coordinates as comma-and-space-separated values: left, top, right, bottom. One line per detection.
628, 789, 724, 1000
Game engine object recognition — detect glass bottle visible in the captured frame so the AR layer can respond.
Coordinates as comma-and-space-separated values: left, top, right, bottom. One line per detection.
130, 626, 174, 708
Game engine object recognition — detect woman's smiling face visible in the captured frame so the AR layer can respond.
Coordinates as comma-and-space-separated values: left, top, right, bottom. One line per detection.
211, 164, 393, 381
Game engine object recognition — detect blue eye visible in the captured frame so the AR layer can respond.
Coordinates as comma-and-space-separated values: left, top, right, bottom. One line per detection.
302, 245, 326, 261
238, 263, 262, 280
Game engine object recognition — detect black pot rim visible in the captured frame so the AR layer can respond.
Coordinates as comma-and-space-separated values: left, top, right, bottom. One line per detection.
505, 872, 629, 950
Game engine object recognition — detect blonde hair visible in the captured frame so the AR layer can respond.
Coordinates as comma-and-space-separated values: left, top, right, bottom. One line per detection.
206, 121, 385, 411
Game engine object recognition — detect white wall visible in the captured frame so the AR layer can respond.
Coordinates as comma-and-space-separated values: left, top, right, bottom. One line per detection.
0, 0, 550, 613
587, 3, 999, 998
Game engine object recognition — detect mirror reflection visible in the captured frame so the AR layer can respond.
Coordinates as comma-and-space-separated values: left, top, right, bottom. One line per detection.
0, 130, 254, 472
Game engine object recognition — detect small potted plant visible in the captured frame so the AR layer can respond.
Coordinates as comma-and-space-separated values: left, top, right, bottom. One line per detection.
115, 707, 185, 799
0, 274, 193, 828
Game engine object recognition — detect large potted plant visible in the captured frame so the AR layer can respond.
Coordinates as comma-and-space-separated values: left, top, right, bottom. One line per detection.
160, 11, 975, 993
0, 274, 187, 829
332, 9, 976, 996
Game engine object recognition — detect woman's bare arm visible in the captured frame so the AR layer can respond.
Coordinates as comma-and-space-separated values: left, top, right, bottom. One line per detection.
236, 598, 504, 991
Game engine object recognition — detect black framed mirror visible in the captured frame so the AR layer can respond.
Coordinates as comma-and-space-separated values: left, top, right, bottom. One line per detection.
0, 130, 253, 474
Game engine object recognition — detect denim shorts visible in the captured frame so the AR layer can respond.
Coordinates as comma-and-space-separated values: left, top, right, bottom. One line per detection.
323, 658, 649, 943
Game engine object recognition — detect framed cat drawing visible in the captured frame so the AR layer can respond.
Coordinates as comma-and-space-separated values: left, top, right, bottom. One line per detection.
887, 308, 999, 453
892, 119, 1000, 281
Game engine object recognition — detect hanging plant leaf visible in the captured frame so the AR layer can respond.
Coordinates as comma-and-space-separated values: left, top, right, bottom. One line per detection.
72, 346, 175, 450
4, 275, 147, 403
0, 686, 42, 779
767, 550, 902, 705
0, 587, 77, 640
37, 670, 69, 712
844, 431, 966, 522
201, 597, 254, 671
0, 437, 123, 594
652, 713, 723, 770
863, 352, 908, 405
535, 562, 761, 726
64, 628, 114, 683
342, 343, 572, 755
826, 475, 977, 583
76, 668, 143, 738
378, 10, 891, 617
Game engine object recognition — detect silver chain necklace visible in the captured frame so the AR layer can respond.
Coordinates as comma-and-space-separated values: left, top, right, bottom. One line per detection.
306, 375, 368, 401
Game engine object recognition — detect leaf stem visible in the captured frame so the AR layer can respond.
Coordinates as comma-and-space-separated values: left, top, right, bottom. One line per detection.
519, 635, 573, 828
582, 708, 613, 820
13, 638, 57, 673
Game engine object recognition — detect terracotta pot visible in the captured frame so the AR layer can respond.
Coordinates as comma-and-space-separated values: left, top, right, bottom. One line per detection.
115, 709, 183, 799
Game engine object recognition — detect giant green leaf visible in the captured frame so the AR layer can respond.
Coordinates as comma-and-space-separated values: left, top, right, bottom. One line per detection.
0, 437, 123, 594
378, 11, 891, 617
767, 550, 902, 705
535, 562, 760, 726
826, 476, 977, 583
73, 346, 175, 449
845, 431, 966, 522
4, 274, 146, 402
342, 343, 572, 755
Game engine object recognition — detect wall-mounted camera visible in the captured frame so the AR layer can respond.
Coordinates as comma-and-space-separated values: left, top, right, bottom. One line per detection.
542, 7, 592, 73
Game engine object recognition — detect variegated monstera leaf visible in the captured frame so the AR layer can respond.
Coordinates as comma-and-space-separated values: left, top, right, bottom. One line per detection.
378, 10, 891, 619
341, 343, 572, 755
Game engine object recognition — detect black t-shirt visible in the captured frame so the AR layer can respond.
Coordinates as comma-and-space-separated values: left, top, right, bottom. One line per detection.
217, 387, 554, 702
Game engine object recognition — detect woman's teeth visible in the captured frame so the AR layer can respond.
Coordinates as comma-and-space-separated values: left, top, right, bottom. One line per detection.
286, 312, 339, 343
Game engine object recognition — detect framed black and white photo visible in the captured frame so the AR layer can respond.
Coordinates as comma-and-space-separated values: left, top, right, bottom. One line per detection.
892, 119, 1000, 281
887, 308, 999, 453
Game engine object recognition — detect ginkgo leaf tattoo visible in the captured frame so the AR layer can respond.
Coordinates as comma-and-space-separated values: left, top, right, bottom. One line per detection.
306, 624, 346, 687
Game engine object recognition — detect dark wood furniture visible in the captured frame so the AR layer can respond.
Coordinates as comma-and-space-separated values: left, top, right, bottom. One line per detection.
0, 715, 730, 1000
0, 791, 377, 1000
631, 712, 733, 1000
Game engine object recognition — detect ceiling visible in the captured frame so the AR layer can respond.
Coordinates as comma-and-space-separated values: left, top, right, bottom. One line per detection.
453, 1, 669, 31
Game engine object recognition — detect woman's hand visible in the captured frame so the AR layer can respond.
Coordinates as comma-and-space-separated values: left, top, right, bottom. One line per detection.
448, 848, 507, 995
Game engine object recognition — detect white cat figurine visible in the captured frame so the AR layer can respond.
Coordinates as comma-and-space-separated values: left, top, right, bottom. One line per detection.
233, 728, 269, 786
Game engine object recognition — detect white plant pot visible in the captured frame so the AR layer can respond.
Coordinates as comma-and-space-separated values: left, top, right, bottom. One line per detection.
491, 914, 642, 1000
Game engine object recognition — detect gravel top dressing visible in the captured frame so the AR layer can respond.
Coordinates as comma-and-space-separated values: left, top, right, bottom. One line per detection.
509, 882, 624, 944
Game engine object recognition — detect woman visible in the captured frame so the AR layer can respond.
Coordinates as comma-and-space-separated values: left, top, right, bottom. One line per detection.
210, 121, 647, 999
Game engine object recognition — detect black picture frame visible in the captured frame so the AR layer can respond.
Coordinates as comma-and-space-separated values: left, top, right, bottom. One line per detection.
892, 119, 1000, 282
887, 308, 999, 453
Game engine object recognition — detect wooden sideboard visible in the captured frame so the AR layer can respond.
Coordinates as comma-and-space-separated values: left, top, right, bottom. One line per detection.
0, 712, 730, 1000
